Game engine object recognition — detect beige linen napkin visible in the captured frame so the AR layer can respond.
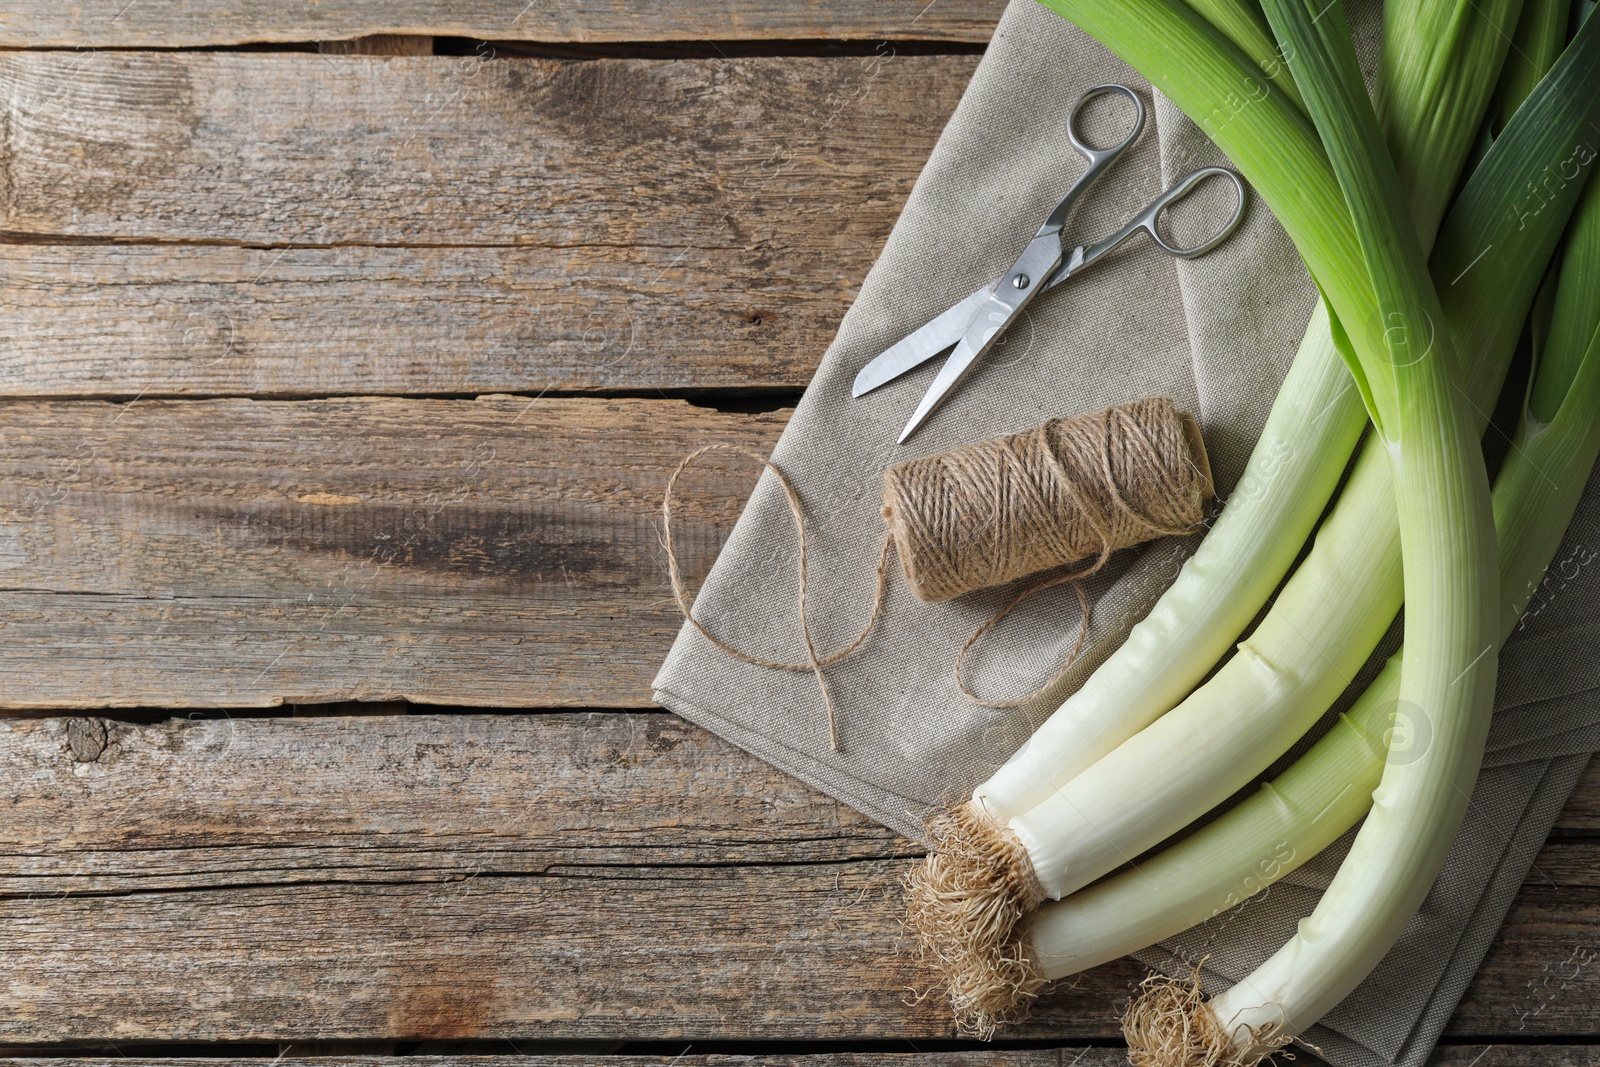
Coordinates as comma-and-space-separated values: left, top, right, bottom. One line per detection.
653, 3, 1600, 1064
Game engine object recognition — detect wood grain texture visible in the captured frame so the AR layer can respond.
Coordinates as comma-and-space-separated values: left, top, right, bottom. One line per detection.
0, 1060, 1096, 1067
0, 242, 836, 396
19, 1060, 1096, 1067
0, 397, 784, 708
0, 1053, 1586, 1067
0, 707, 1170, 1042
319, 35, 436, 56
0, 51, 965, 246
0, 50, 967, 395
0, 873, 1118, 1042
0, 713, 908, 893
0, 0, 1004, 47
0, 713, 1592, 1043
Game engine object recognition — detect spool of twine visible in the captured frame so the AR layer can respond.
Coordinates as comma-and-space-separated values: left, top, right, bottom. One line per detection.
880, 396, 1213, 707
882, 396, 1212, 603
661, 396, 1213, 748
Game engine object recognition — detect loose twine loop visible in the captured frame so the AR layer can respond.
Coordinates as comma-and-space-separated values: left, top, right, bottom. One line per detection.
662, 443, 893, 752
660, 397, 1212, 751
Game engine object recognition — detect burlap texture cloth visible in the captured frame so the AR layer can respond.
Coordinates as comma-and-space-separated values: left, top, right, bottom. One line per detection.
652, 2, 1600, 1064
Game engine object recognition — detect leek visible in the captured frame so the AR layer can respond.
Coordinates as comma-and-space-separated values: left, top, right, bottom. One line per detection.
1532, 161, 1600, 421
1377, 0, 1528, 240
907, 16, 1372, 1020
1142, 0, 1501, 1052
1179, 0, 1306, 109
1186, 258, 1600, 1063
1493, 0, 1571, 136
1028, 172, 1600, 983
905, 0, 1589, 1036
1006, 7, 1600, 911
1030, 0, 1594, 988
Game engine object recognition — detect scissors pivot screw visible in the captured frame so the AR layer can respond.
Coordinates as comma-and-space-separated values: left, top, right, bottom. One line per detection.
1012, 274, 1031, 289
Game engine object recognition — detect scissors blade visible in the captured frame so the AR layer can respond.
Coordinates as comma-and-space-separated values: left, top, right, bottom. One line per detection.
898, 230, 1066, 443
852, 287, 991, 398
897, 296, 1011, 444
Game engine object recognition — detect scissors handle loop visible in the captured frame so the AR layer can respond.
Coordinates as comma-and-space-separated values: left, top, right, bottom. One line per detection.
1040, 84, 1146, 235
1065, 83, 1146, 168
1076, 166, 1247, 272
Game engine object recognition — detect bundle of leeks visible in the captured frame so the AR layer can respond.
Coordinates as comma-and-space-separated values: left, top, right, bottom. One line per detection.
903, 0, 1600, 1060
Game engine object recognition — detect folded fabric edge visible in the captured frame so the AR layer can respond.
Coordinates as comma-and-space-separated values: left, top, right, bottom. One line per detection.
1488, 676, 1600, 729
1489, 730, 1600, 768
654, 683, 934, 843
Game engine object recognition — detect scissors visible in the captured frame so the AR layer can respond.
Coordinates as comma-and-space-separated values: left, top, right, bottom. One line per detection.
853, 84, 1249, 444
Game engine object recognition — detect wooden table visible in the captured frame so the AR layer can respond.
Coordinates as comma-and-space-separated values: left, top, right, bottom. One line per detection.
0, 4, 1593, 1065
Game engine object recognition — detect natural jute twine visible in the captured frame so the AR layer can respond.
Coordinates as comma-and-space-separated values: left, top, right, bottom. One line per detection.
885, 395, 1213, 706
663, 444, 893, 752
661, 396, 1212, 749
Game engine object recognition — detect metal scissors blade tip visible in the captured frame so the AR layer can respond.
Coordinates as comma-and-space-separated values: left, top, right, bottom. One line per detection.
852, 287, 992, 398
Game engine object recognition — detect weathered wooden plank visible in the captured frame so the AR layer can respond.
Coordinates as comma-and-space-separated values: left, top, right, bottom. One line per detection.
16, 1060, 1091, 1067
0, 1, 1003, 47
0, 52, 968, 247
0, 397, 785, 708
0, 713, 1594, 1043
1449, 882, 1600, 1038
0, 714, 907, 893
0, 713, 1043, 1036
15, 1062, 1100, 1067
30, 1060, 1082, 1067
0, 708, 1131, 1042
3, 1054, 1592, 1067
2, 1058, 1085, 1067
0, 242, 832, 395
0, 859, 1147, 1042
0, 50, 965, 394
